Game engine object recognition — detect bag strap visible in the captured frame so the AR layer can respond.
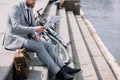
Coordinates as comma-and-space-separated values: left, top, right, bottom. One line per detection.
18, 48, 31, 60
23, 53, 31, 60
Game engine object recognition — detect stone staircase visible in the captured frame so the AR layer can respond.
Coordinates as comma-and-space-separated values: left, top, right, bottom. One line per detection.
1, 0, 120, 80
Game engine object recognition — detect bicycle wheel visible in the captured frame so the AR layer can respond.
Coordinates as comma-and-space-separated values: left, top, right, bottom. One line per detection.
48, 34, 70, 64
40, 28, 70, 64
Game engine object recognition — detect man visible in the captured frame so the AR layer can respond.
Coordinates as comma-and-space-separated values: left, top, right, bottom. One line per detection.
2, 0, 80, 80
59, 0, 65, 8
53, 0, 65, 9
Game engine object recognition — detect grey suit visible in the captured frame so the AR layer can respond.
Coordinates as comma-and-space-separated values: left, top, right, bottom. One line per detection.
3, 1, 36, 50
3, 1, 65, 75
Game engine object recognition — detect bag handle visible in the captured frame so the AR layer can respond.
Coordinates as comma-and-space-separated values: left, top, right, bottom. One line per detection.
19, 48, 31, 60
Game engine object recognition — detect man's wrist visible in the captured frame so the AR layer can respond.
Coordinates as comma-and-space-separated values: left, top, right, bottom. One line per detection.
35, 32, 39, 35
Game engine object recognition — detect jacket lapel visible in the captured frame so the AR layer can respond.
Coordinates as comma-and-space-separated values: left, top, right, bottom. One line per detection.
20, 1, 28, 22
19, 1, 35, 26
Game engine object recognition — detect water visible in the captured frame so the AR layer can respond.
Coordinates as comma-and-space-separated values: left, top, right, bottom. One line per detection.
81, 0, 120, 64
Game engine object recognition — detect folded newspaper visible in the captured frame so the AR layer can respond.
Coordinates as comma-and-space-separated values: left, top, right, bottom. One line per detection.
44, 15, 62, 28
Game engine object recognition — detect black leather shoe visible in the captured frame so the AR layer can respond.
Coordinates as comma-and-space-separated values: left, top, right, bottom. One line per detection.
62, 65, 81, 75
56, 70, 73, 80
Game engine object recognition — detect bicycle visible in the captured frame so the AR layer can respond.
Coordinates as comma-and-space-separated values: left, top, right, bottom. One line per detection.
34, 9, 70, 64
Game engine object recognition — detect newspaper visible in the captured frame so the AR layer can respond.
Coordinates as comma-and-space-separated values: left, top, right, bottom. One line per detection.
44, 15, 62, 28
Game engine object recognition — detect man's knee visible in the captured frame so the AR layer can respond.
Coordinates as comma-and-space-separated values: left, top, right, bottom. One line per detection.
41, 41, 52, 48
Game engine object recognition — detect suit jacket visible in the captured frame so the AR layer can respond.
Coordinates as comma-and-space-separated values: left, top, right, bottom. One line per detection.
3, 1, 37, 50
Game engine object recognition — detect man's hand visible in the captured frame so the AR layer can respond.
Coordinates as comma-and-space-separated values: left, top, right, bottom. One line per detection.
34, 34, 41, 42
35, 26, 46, 33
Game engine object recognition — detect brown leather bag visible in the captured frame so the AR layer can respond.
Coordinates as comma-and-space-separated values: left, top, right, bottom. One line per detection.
13, 48, 31, 80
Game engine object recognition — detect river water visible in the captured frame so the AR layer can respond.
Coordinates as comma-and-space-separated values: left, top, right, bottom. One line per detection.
81, 0, 120, 64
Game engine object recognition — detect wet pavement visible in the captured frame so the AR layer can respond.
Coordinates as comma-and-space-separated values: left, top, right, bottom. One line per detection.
81, 0, 120, 64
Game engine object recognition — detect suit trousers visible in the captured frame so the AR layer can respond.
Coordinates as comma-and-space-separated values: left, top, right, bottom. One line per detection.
22, 39, 65, 75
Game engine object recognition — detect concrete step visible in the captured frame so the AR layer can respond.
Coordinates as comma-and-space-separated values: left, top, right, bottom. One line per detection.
67, 11, 98, 80
58, 8, 70, 45
67, 11, 117, 80
76, 15, 116, 80
33, 0, 49, 15
0, 35, 14, 80
46, 4, 57, 18
25, 54, 48, 80
80, 9, 120, 80
58, 8, 77, 80
58, 8, 71, 64
27, 66, 48, 80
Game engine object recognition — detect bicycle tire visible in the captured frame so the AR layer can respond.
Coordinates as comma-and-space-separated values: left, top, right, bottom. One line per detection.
46, 33, 70, 64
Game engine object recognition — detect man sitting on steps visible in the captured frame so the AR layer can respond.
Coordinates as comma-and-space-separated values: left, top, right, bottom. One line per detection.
2, 0, 81, 80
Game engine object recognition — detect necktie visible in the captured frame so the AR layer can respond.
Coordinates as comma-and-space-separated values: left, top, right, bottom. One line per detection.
27, 9, 31, 24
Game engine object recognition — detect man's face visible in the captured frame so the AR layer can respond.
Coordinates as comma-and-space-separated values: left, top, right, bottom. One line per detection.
25, 0, 36, 8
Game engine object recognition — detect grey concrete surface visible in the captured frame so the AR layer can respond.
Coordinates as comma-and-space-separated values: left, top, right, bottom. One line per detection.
0, 0, 17, 34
